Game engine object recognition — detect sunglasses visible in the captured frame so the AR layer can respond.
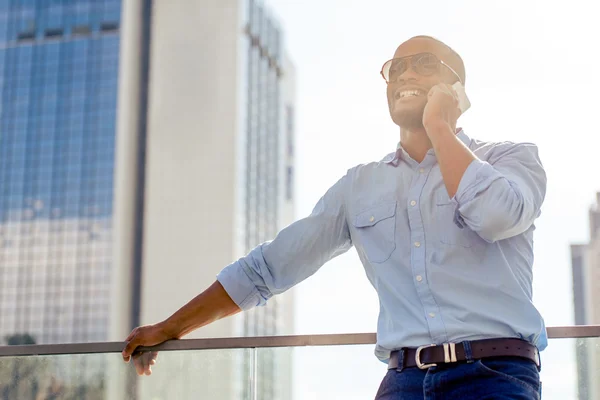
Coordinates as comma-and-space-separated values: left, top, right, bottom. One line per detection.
380, 52, 462, 85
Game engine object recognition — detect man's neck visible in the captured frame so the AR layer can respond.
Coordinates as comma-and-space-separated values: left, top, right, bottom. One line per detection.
399, 127, 433, 163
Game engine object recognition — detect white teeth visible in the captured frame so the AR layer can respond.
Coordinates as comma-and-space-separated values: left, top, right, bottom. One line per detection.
397, 90, 423, 99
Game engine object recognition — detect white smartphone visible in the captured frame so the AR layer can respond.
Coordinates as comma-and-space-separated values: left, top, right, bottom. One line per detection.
452, 81, 471, 114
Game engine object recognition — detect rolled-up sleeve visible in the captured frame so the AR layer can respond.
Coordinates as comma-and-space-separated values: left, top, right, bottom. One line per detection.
217, 173, 353, 310
452, 142, 546, 243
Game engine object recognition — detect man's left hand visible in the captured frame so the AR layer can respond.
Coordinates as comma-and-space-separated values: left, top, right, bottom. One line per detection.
422, 83, 461, 134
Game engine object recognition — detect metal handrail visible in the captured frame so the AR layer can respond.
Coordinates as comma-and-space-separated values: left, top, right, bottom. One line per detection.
1, 325, 599, 357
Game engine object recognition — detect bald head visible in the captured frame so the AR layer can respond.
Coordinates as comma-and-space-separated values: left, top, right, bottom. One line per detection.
394, 36, 466, 84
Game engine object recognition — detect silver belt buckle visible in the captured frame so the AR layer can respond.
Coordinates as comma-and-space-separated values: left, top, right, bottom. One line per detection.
415, 342, 458, 370
415, 344, 437, 369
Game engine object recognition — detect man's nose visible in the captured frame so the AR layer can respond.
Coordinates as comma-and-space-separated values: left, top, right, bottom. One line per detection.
392, 67, 420, 85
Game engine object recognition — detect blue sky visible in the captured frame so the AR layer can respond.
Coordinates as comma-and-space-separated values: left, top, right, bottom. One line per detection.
266, 0, 600, 398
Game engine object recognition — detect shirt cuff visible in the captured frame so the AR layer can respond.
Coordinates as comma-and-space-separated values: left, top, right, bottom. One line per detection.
452, 159, 494, 206
217, 261, 264, 311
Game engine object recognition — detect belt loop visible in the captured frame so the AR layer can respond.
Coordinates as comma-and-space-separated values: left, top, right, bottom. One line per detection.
396, 349, 406, 372
462, 341, 474, 363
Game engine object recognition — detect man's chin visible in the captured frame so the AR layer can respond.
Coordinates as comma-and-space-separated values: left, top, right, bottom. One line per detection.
391, 111, 425, 130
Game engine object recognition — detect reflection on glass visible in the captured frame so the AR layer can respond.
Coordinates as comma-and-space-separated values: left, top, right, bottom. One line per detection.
0, 354, 108, 400
0, 348, 253, 400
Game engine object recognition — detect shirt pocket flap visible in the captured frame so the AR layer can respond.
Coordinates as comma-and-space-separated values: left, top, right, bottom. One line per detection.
353, 202, 397, 228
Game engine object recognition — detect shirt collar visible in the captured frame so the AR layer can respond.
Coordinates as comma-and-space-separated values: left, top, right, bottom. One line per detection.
384, 128, 471, 166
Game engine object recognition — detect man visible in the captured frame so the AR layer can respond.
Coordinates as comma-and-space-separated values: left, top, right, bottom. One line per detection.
122, 35, 546, 399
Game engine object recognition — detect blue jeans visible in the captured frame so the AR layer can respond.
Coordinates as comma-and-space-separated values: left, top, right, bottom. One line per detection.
375, 357, 541, 399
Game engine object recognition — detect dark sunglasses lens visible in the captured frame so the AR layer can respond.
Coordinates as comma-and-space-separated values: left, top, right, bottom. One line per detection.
387, 59, 407, 82
413, 53, 439, 76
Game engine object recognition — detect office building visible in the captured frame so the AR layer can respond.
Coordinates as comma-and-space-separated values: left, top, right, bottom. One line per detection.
0, 0, 122, 345
1, 1, 295, 399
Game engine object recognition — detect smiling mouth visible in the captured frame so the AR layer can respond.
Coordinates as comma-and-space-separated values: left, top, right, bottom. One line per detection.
395, 89, 426, 100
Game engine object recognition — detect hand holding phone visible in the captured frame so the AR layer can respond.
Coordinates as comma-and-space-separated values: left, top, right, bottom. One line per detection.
452, 81, 471, 114
423, 82, 471, 131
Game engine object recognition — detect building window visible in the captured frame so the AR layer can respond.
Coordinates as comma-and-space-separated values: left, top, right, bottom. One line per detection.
72, 25, 91, 36
45, 28, 64, 39
17, 31, 35, 41
100, 22, 119, 33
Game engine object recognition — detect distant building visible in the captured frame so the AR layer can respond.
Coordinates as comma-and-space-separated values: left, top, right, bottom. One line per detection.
0, 0, 296, 399
570, 192, 600, 400
0, 0, 122, 345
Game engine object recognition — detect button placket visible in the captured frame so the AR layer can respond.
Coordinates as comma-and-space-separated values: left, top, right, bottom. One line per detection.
408, 163, 448, 343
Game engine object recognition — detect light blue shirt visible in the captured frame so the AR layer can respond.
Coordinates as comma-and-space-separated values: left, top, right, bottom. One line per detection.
217, 130, 548, 362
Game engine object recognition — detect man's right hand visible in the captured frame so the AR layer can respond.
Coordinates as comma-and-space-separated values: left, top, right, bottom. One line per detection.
122, 323, 174, 376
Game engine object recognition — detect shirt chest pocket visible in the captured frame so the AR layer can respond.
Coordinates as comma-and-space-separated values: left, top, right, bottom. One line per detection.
352, 201, 397, 263
435, 193, 479, 248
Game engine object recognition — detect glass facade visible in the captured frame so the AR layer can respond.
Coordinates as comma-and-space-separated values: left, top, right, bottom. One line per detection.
243, 0, 283, 338
244, 0, 281, 261
240, 1, 291, 399
0, 0, 121, 344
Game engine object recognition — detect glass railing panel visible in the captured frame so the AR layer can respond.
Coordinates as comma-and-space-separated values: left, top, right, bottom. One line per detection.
0, 353, 117, 400
134, 348, 253, 400
0, 348, 253, 400
286, 344, 384, 400
573, 337, 600, 400
1, 332, 598, 400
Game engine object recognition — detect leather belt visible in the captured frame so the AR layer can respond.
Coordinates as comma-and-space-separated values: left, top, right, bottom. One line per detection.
388, 338, 540, 371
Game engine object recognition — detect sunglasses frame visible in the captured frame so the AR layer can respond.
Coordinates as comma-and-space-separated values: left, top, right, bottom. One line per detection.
380, 52, 463, 85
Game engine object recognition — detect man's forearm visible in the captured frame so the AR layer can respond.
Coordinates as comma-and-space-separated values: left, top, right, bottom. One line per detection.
426, 124, 476, 198
161, 281, 242, 339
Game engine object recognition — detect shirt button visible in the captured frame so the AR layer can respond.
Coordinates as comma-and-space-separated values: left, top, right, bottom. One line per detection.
416, 275, 423, 282
419, 168, 425, 173
410, 200, 417, 206
429, 313, 436, 318
414, 242, 421, 248
369, 216, 374, 222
